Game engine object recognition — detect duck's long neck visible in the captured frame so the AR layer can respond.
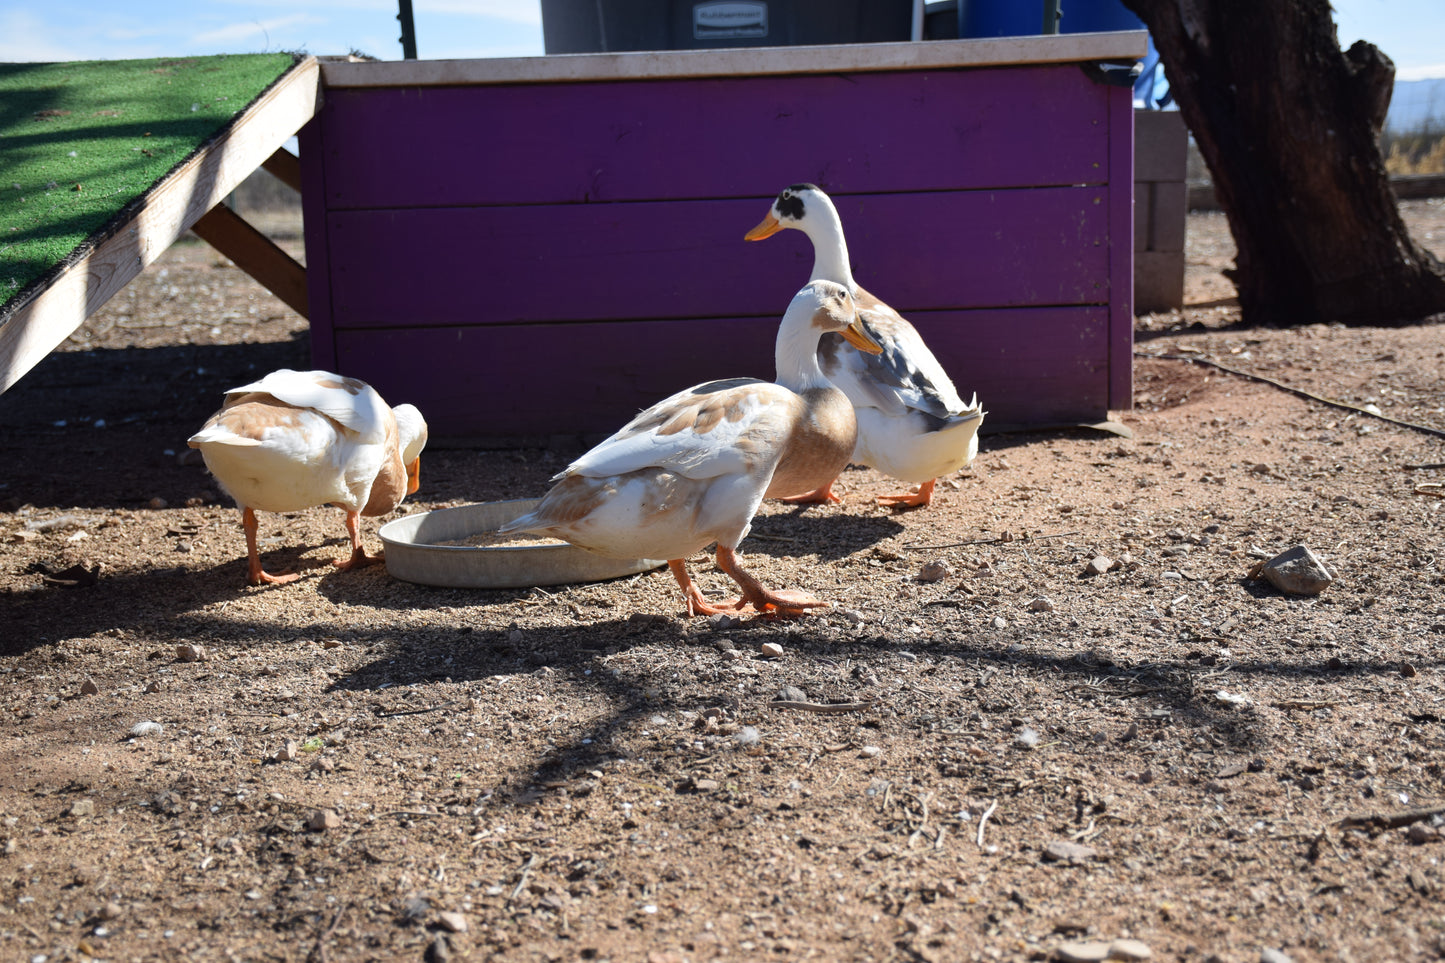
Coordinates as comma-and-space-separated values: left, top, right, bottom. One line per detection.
774, 315, 830, 395
800, 205, 854, 287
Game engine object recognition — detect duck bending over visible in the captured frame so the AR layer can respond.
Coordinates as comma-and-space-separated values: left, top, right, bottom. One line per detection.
188, 369, 428, 585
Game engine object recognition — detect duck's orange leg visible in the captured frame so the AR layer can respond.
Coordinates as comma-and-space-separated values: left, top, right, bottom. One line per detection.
777, 478, 841, 505
667, 559, 740, 617
242, 507, 300, 586
333, 510, 385, 571
713, 546, 828, 618
876, 478, 937, 509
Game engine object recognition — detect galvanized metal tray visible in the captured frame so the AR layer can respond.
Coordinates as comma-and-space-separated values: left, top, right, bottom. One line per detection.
378, 498, 664, 589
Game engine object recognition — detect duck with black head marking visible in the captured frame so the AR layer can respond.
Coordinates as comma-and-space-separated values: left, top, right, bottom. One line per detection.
746, 183, 984, 509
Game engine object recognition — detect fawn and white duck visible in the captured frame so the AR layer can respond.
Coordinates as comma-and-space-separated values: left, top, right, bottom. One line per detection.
189, 369, 428, 585
499, 280, 881, 617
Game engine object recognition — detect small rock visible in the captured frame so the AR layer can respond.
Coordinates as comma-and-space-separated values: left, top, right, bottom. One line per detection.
708, 613, 741, 630
311, 756, 336, 773
1042, 840, 1098, 863
1258, 545, 1333, 595
860, 745, 882, 758
1109, 940, 1152, 961
275, 740, 299, 763
1084, 555, 1113, 576
991, 616, 1008, 630
322, 638, 345, 649
1406, 823, 1440, 845
917, 559, 951, 583
436, 910, 468, 933
1259, 949, 1294, 963
148, 497, 168, 510
1056, 940, 1112, 962
758, 642, 784, 659
175, 643, 205, 663
424, 936, 451, 963
306, 809, 341, 832
1119, 722, 1139, 742
99, 902, 123, 920
775, 685, 807, 703
144, 680, 163, 694
837, 609, 866, 625
1028, 597, 1055, 613
79, 677, 100, 696
1401, 663, 1418, 678
68, 798, 96, 818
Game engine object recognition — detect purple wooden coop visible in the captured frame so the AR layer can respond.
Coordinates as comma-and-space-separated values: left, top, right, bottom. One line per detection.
298, 32, 1145, 443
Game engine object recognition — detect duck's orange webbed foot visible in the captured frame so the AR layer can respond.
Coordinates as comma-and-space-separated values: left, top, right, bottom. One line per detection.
333, 547, 385, 572
876, 478, 937, 509
242, 507, 302, 586
713, 546, 829, 619
333, 512, 384, 571
777, 480, 841, 505
729, 588, 830, 619
248, 564, 301, 587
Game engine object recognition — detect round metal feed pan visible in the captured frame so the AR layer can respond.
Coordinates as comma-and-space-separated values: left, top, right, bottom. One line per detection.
379, 498, 665, 589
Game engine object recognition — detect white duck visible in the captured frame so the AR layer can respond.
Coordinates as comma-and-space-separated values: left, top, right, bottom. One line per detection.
745, 183, 985, 508
499, 280, 881, 618
188, 369, 428, 585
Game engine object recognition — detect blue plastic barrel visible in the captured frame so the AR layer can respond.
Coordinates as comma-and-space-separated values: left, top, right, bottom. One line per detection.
960, 0, 1143, 38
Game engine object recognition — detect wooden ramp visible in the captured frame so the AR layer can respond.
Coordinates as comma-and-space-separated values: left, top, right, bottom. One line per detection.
0, 55, 321, 395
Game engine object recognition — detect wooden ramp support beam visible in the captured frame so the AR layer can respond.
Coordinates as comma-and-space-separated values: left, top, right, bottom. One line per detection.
192, 204, 308, 318
262, 146, 303, 193
0, 56, 320, 395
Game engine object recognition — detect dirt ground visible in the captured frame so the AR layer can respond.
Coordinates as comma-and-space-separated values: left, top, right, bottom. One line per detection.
2, 201, 1445, 963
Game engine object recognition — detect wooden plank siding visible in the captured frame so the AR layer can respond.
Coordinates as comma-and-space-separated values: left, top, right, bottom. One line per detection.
332, 307, 1109, 441
300, 35, 1143, 441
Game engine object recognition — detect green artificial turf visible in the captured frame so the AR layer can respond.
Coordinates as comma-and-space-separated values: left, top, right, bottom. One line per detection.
0, 52, 299, 313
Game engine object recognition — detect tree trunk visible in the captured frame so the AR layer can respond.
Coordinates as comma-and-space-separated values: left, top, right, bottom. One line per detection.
1120, 0, 1445, 325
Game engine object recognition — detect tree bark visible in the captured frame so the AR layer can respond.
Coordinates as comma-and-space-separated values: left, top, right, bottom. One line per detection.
1120, 0, 1445, 325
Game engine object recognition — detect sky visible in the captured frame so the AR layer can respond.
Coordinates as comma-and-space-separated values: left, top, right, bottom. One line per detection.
0, 0, 1442, 80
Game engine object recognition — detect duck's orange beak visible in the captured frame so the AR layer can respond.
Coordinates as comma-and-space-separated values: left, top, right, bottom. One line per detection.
744, 212, 783, 241
406, 458, 421, 495
841, 317, 884, 355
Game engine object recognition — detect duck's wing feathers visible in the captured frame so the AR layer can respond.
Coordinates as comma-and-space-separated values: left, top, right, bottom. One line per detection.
224, 369, 390, 442
562, 378, 796, 482
818, 286, 967, 422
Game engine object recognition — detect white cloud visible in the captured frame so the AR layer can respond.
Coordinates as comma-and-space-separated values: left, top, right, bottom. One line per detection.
423, 39, 544, 61
191, 13, 322, 46
420, 0, 542, 25
1397, 63, 1445, 81
0, 9, 85, 61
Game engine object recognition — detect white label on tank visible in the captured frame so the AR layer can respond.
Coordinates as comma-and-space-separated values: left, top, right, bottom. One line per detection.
694, 1, 769, 40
